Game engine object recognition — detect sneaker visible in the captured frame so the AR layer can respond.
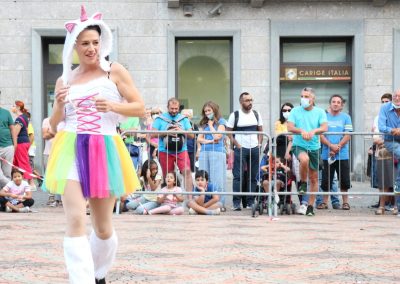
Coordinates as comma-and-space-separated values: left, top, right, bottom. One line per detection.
220, 207, 226, 212
231, 206, 241, 211
298, 181, 307, 195
5, 206, 12, 213
19, 207, 31, 213
297, 204, 307, 215
46, 195, 55, 205
306, 205, 315, 216
210, 208, 221, 215
385, 205, 394, 212
332, 203, 341, 210
245, 205, 252, 209
49, 201, 58, 207
188, 208, 197, 215
370, 202, 380, 209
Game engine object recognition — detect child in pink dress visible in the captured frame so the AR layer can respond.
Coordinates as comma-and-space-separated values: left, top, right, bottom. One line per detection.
148, 172, 184, 215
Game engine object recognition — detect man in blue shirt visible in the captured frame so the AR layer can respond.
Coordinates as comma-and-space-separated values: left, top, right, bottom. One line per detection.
319, 95, 353, 210
152, 98, 194, 193
378, 89, 400, 195
287, 87, 328, 216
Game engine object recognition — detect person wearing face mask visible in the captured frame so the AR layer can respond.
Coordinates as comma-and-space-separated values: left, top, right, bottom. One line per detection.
197, 101, 227, 211
378, 89, 400, 210
287, 87, 328, 216
151, 98, 194, 194
275, 103, 294, 161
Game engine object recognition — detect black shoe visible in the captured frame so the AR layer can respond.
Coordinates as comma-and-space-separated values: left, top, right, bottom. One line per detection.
370, 202, 380, 208
95, 278, 106, 284
306, 205, 315, 216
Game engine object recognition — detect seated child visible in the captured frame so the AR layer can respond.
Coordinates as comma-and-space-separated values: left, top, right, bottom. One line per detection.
188, 170, 222, 215
147, 171, 184, 215
0, 168, 35, 213
261, 156, 291, 204
126, 159, 162, 214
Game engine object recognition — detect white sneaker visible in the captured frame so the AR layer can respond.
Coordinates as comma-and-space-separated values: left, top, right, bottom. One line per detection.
211, 208, 221, 215
5, 206, 12, 213
188, 208, 197, 215
297, 204, 307, 215
19, 207, 31, 213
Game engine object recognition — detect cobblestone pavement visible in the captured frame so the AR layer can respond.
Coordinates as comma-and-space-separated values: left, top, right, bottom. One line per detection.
1, 182, 399, 284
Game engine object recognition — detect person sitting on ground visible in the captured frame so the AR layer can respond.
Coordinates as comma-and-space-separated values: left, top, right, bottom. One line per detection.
188, 170, 222, 215
0, 168, 34, 213
126, 159, 162, 214
147, 171, 184, 215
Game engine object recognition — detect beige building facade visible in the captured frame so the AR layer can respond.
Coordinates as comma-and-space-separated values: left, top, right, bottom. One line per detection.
0, 0, 398, 173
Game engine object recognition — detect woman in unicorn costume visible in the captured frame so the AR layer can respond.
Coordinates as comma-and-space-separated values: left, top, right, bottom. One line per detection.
44, 6, 144, 283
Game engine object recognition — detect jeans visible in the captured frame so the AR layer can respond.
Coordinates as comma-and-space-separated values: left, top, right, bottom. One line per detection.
232, 146, 260, 208
383, 141, 400, 186
316, 170, 339, 206
125, 143, 141, 170
126, 196, 159, 214
199, 151, 227, 205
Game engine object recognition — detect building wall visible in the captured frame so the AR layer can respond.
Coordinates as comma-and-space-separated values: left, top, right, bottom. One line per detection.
0, 0, 399, 164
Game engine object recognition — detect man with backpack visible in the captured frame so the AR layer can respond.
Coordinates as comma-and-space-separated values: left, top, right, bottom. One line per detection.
226, 92, 263, 211
152, 98, 194, 194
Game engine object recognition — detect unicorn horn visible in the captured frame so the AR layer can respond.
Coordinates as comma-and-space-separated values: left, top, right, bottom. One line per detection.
80, 5, 88, 21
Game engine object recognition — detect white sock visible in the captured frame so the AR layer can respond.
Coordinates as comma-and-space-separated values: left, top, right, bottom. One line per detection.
90, 230, 118, 279
63, 236, 95, 284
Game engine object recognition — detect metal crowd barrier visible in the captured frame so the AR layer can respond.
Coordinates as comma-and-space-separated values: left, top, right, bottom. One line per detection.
115, 129, 398, 217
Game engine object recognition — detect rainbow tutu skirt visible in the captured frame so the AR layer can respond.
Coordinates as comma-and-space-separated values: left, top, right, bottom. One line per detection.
44, 131, 140, 198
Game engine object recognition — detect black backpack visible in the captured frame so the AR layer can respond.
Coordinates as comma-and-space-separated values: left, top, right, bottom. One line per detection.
233, 109, 260, 130
157, 114, 187, 153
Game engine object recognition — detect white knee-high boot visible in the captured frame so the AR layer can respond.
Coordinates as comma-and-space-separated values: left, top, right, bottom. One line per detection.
90, 230, 118, 280
64, 236, 95, 284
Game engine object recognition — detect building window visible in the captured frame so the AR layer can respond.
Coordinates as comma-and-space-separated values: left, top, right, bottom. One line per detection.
176, 38, 232, 121
280, 37, 352, 114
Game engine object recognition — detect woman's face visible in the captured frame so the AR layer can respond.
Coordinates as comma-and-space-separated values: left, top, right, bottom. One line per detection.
281, 105, 292, 119
75, 29, 100, 65
203, 106, 213, 117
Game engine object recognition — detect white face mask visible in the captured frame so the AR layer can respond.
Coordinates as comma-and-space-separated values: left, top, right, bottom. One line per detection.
301, 98, 310, 108
152, 114, 158, 119
282, 112, 290, 120
392, 103, 400, 109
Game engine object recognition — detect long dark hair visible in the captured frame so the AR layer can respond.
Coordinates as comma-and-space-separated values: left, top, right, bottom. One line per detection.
279, 102, 294, 124
140, 159, 159, 184
199, 101, 222, 128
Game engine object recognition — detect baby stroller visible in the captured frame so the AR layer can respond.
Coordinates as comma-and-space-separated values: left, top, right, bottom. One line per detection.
252, 144, 296, 217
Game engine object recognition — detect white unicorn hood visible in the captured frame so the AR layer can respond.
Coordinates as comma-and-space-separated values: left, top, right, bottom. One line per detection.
62, 5, 113, 84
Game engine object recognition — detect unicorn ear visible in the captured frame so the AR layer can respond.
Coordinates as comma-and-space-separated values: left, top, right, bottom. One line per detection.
92, 12, 103, 20
65, 22, 77, 33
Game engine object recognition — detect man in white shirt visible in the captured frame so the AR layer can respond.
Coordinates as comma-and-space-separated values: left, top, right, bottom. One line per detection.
226, 92, 263, 210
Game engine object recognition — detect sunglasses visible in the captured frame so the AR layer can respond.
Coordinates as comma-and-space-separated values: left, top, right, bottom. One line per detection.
282, 109, 292, 112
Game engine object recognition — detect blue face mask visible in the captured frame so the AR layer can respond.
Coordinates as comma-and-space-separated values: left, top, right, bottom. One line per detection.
392, 103, 400, 109
301, 98, 310, 108
206, 113, 214, 120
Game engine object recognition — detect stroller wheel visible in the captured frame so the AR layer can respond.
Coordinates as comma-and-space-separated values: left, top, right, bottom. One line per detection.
279, 204, 284, 215
251, 202, 257, 217
259, 203, 264, 215
291, 203, 297, 214
286, 204, 291, 215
